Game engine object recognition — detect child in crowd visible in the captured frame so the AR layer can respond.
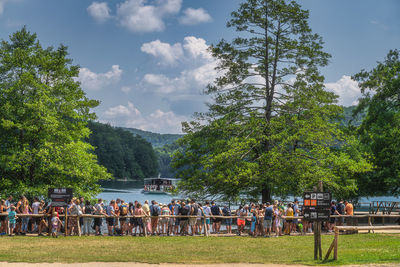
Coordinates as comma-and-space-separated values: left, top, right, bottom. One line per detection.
51, 212, 62, 238
8, 206, 17, 236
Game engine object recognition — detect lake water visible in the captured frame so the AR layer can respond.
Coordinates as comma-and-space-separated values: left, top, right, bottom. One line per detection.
98, 180, 400, 206
98, 180, 180, 204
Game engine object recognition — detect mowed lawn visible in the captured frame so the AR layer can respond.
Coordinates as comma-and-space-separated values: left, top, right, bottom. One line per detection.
0, 234, 399, 265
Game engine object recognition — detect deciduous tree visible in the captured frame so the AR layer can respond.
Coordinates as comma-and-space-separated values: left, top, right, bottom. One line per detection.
0, 27, 111, 199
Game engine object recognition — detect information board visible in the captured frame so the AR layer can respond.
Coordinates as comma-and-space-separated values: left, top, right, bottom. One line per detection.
48, 188, 73, 207
303, 207, 330, 222
303, 192, 331, 209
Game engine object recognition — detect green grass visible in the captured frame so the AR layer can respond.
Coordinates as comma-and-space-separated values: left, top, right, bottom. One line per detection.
0, 234, 399, 265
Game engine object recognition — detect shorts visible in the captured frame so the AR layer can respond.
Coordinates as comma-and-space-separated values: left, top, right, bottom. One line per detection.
225, 218, 232, 225
130, 218, 136, 225
94, 218, 102, 227
106, 218, 114, 226
189, 217, 196, 226
169, 218, 175, 225
119, 217, 127, 223
329, 217, 335, 224
205, 218, 211, 225
161, 218, 169, 225
175, 218, 180, 226
51, 227, 58, 233
180, 219, 189, 228
212, 218, 222, 223
196, 218, 203, 226
0, 216, 6, 221
237, 219, 245, 226
9, 223, 16, 229
263, 219, 272, 228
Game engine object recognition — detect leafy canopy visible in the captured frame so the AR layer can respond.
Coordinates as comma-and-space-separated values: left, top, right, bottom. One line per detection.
173, 0, 371, 202
0, 27, 111, 199
353, 49, 400, 196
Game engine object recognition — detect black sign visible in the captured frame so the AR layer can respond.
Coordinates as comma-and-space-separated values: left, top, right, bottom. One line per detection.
303, 192, 331, 209
48, 188, 73, 207
303, 207, 330, 222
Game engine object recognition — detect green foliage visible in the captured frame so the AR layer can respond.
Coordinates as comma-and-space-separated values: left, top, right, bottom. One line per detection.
122, 127, 183, 148
88, 122, 159, 180
172, 0, 371, 202
353, 49, 400, 196
154, 142, 180, 178
0, 27, 112, 199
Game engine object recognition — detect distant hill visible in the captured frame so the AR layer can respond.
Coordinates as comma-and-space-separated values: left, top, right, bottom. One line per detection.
88, 122, 159, 180
121, 127, 184, 148
340, 106, 366, 127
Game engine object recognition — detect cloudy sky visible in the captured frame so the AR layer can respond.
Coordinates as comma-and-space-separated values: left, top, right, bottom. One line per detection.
0, 0, 399, 133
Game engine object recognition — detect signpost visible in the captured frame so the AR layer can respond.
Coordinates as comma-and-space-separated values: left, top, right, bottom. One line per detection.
48, 188, 73, 236
303, 188, 331, 260
48, 188, 73, 207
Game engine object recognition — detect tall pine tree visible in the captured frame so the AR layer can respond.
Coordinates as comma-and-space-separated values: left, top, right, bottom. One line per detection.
173, 0, 371, 202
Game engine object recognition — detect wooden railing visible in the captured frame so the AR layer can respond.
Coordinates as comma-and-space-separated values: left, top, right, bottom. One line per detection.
1, 213, 400, 237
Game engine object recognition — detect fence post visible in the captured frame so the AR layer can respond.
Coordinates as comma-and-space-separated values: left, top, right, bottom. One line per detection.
77, 215, 81, 237
334, 227, 339, 260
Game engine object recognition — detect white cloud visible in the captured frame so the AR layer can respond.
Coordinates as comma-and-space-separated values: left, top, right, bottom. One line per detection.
141, 36, 220, 95
78, 65, 122, 91
121, 86, 132, 94
182, 36, 212, 60
141, 40, 183, 65
179, 8, 212, 25
103, 102, 186, 133
116, 0, 182, 32
104, 101, 141, 118
87, 2, 112, 23
325, 75, 361, 106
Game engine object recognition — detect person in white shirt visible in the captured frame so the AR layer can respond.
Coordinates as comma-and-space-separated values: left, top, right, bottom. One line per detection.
31, 197, 41, 232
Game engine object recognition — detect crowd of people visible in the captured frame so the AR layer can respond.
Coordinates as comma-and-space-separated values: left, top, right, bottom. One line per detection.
0, 196, 355, 237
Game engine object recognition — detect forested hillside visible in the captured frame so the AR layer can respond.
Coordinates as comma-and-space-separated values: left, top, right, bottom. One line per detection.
88, 122, 159, 180
340, 106, 365, 126
122, 127, 183, 148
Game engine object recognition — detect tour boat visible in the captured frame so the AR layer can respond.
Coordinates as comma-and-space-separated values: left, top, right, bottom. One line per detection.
141, 176, 177, 195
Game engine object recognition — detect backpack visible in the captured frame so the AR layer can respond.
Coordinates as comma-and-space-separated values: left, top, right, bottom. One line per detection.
151, 205, 160, 216
120, 205, 128, 216
192, 204, 199, 215
222, 207, 230, 216
211, 205, 220, 215
336, 203, 345, 214
85, 205, 93, 214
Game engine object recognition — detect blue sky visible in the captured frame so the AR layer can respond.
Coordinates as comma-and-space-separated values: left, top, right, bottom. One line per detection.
1, 0, 399, 133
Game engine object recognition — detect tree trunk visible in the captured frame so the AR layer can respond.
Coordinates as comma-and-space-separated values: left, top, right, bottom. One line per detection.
261, 185, 271, 203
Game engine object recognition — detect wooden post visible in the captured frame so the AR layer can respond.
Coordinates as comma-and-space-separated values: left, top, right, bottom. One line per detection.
318, 222, 322, 260
77, 215, 81, 237
64, 208, 68, 237
203, 214, 208, 237
334, 227, 338, 260
144, 215, 148, 237
314, 222, 318, 260
324, 238, 335, 261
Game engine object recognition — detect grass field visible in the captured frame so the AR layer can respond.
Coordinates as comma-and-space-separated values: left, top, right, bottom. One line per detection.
0, 234, 399, 265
